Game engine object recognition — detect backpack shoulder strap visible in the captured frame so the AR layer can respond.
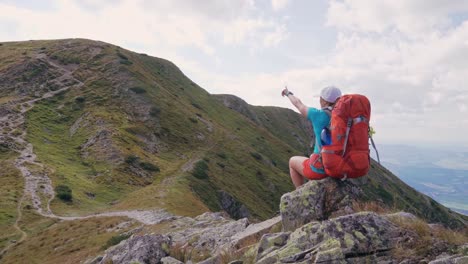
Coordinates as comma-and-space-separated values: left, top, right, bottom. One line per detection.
322, 106, 332, 117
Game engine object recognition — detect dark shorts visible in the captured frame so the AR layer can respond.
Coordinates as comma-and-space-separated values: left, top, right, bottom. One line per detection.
302, 153, 327, 180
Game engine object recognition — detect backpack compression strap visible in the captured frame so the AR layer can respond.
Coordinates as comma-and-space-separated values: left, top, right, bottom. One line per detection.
342, 116, 367, 156
369, 135, 380, 164
342, 116, 381, 165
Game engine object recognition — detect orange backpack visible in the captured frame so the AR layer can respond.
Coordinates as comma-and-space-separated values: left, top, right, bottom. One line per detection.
321, 94, 379, 179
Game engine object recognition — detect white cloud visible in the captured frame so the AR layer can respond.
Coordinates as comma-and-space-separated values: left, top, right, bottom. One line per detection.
0, 0, 286, 56
222, 17, 288, 49
326, 0, 468, 36
271, 0, 290, 11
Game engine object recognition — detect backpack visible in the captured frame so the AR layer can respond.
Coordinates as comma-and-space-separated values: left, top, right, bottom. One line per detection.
321, 94, 379, 179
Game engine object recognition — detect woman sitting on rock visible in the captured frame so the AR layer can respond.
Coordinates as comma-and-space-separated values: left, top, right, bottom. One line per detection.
282, 86, 342, 188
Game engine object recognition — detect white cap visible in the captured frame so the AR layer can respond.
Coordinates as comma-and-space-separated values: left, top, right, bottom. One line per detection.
320, 86, 342, 103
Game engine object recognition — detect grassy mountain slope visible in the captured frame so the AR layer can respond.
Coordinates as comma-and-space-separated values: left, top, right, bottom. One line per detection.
0, 39, 466, 260
0, 39, 306, 220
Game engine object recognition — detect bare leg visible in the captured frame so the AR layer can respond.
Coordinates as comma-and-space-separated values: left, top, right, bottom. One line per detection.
289, 156, 308, 189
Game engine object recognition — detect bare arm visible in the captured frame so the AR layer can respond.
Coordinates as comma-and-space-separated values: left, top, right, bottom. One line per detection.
282, 88, 308, 117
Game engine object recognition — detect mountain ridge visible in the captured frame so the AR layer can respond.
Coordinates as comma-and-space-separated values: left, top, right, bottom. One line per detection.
0, 38, 466, 263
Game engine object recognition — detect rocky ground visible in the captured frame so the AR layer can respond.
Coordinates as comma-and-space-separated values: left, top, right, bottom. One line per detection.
86, 178, 468, 264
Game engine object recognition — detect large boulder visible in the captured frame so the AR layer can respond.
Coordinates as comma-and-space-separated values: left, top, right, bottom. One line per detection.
98, 234, 171, 264
280, 177, 364, 232
256, 212, 403, 263
169, 212, 250, 257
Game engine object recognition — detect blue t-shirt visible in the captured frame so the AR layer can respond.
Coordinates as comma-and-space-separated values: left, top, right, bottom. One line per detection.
307, 107, 331, 154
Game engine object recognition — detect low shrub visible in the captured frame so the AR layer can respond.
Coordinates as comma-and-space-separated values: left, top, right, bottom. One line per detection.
216, 152, 227, 159
192, 160, 209, 179
139, 162, 160, 172
191, 102, 202, 109
117, 52, 128, 60
55, 185, 72, 201
150, 106, 161, 117
129, 86, 146, 94
250, 152, 262, 161
120, 59, 133, 65
75, 96, 85, 103
102, 234, 131, 250
125, 155, 139, 164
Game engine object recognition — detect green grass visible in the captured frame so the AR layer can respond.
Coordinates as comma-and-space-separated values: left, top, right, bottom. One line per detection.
0, 152, 23, 251
2, 212, 137, 264
25, 96, 128, 215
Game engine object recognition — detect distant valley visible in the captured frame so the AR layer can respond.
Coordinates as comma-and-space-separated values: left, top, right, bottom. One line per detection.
373, 144, 468, 215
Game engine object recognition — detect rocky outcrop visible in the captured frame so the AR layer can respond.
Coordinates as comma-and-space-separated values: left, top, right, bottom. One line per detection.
218, 190, 250, 220
280, 178, 363, 232
90, 212, 282, 264
256, 212, 403, 263
229, 216, 282, 253
169, 212, 250, 257
86, 177, 467, 264
80, 129, 122, 163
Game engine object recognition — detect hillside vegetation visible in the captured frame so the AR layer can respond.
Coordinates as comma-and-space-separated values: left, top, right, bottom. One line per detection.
0, 39, 466, 262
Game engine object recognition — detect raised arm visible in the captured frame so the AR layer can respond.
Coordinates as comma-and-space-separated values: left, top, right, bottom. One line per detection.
282, 88, 308, 117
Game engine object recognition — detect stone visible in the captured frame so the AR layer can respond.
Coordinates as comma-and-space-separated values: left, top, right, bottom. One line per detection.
161, 256, 184, 264
169, 213, 249, 256
197, 255, 221, 264
255, 232, 291, 261
98, 234, 171, 264
280, 177, 362, 232
229, 216, 282, 252
429, 255, 468, 264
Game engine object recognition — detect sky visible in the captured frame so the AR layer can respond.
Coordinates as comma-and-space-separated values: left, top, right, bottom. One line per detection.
1, 0, 468, 148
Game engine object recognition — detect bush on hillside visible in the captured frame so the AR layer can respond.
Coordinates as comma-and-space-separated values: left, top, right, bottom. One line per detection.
125, 155, 139, 164
192, 160, 209, 179
150, 106, 161, 117
139, 161, 160, 172
102, 234, 131, 250
55, 185, 72, 201
117, 52, 128, 60
216, 152, 227, 159
250, 152, 262, 161
120, 59, 133, 65
129, 86, 146, 94
75, 96, 86, 103
0, 143, 9, 153
191, 102, 202, 110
